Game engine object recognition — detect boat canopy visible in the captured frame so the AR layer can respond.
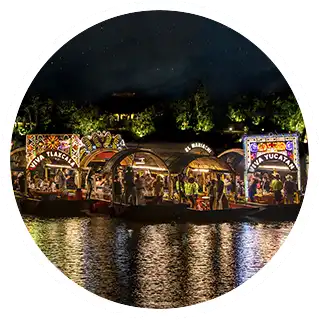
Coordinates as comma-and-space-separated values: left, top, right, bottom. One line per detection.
103, 148, 169, 173
218, 148, 244, 175
165, 153, 232, 175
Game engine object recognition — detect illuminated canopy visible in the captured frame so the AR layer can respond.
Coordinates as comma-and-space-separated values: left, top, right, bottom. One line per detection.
10, 147, 26, 170
218, 148, 244, 175
103, 148, 169, 174
165, 154, 231, 175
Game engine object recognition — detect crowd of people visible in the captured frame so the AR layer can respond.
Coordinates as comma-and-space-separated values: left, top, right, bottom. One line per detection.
248, 172, 298, 204
13, 165, 298, 207
86, 166, 166, 205
12, 168, 78, 197
175, 173, 233, 210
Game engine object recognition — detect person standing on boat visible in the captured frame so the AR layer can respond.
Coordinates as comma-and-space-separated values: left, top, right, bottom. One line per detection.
135, 174, 145, 205
113, 175, 123, 203
176, 174, 185, 203
186, 177, 199, 209
216, 174, 224, 209
271, 173, 283, 205
144, 173, 154, 196
124, 167, 135, 205
18, 172, 26, 194
248, 178, 258, 202
208, 179, 217, 210
86, 170, 95, 200
284, 175, 296, 204
154, 175, 164, 204
261, 174, 270, 194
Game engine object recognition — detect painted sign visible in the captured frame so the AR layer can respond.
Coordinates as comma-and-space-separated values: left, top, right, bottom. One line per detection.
248, 152, 297, 172
81, 131, 126, 154
26, 134, 81, 167
27, 150, 78, 170
243, 133, 301, 199
185, 142, 213, 155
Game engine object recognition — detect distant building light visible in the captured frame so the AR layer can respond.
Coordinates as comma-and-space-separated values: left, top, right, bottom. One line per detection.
262, 128, 265, 132
229, 127, 233, 131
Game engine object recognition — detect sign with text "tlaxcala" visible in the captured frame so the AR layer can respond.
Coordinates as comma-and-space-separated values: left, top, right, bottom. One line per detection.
28, 150, 78, 170
248, 152, 297, 172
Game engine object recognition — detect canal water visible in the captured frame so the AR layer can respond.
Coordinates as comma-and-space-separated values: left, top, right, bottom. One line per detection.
23, 216, 293, 308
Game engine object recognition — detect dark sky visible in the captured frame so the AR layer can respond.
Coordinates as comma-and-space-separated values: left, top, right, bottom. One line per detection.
27, 10, 290, 104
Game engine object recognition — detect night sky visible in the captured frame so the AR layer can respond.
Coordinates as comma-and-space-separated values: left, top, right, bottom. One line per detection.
27, 10, 290, 104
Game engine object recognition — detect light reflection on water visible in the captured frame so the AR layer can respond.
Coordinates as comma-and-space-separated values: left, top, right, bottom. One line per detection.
23, 216, 293, 308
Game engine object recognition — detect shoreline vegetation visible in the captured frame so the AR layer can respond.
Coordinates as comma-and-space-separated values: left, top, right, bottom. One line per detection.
13, 83, 306, 149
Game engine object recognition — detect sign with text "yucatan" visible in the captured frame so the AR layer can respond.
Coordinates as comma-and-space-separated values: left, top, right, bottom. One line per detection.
185, 142, 213, 155
28, 150, 78, 170
248, 152, 297, 172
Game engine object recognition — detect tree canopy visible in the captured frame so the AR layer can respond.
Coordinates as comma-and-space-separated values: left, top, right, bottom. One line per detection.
131, 107, 156, 138
13, 88, 306, 146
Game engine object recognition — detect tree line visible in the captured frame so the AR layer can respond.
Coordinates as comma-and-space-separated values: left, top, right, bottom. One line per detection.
13, 83, 306, 146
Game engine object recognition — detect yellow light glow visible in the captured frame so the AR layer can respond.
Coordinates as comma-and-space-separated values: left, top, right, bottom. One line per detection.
132, 165, 167, 171
191, 168, 209, 172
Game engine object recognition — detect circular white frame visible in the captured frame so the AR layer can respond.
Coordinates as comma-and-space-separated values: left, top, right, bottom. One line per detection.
0, 0, 320, 319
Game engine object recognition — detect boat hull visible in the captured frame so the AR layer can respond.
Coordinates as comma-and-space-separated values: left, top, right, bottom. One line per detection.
16, 195, 96, 218
111, 202, 258, 224
245, 204, 301, 222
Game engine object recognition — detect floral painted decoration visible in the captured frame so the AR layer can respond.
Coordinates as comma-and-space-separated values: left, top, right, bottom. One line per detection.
258, 143, 267, 152
276, 142, 286, 151
286, 141, 293, 152
46, 136, 60, 150
250, 142, 258, 153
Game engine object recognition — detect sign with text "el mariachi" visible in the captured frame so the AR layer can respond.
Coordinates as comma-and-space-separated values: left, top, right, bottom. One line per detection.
248, 152, 297, 172
28, 150, 78, 170
185, 142, 213, 155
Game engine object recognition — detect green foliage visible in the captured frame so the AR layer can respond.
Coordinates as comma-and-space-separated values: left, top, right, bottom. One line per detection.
228, 96, 265, 126
271, 95, 305, 134
228, 105, 246, 123
194, 84, 214, 132
131, 107, 156, 138
172, 99, 192, 130
55, 100, 78, 130
172, 83, 214, 133
227, 94, 305, 139
16, 95, 53, 135
15, 92, 305, 142
71, 105, 107, 135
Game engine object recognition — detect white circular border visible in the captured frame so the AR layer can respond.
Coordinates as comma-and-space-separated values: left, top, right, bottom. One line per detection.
0, 0, 320, 319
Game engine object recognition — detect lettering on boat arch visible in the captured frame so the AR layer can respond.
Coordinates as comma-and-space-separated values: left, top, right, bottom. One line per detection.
27, 150, 79, 170
248, 152, 297, 173
185, 142, 213, 155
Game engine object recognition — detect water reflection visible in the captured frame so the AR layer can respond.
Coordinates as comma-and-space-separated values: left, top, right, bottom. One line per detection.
215, 223, 236, 295
185, 225, 216, 305
23, 216, 293, 308
134, 224, 185, 308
